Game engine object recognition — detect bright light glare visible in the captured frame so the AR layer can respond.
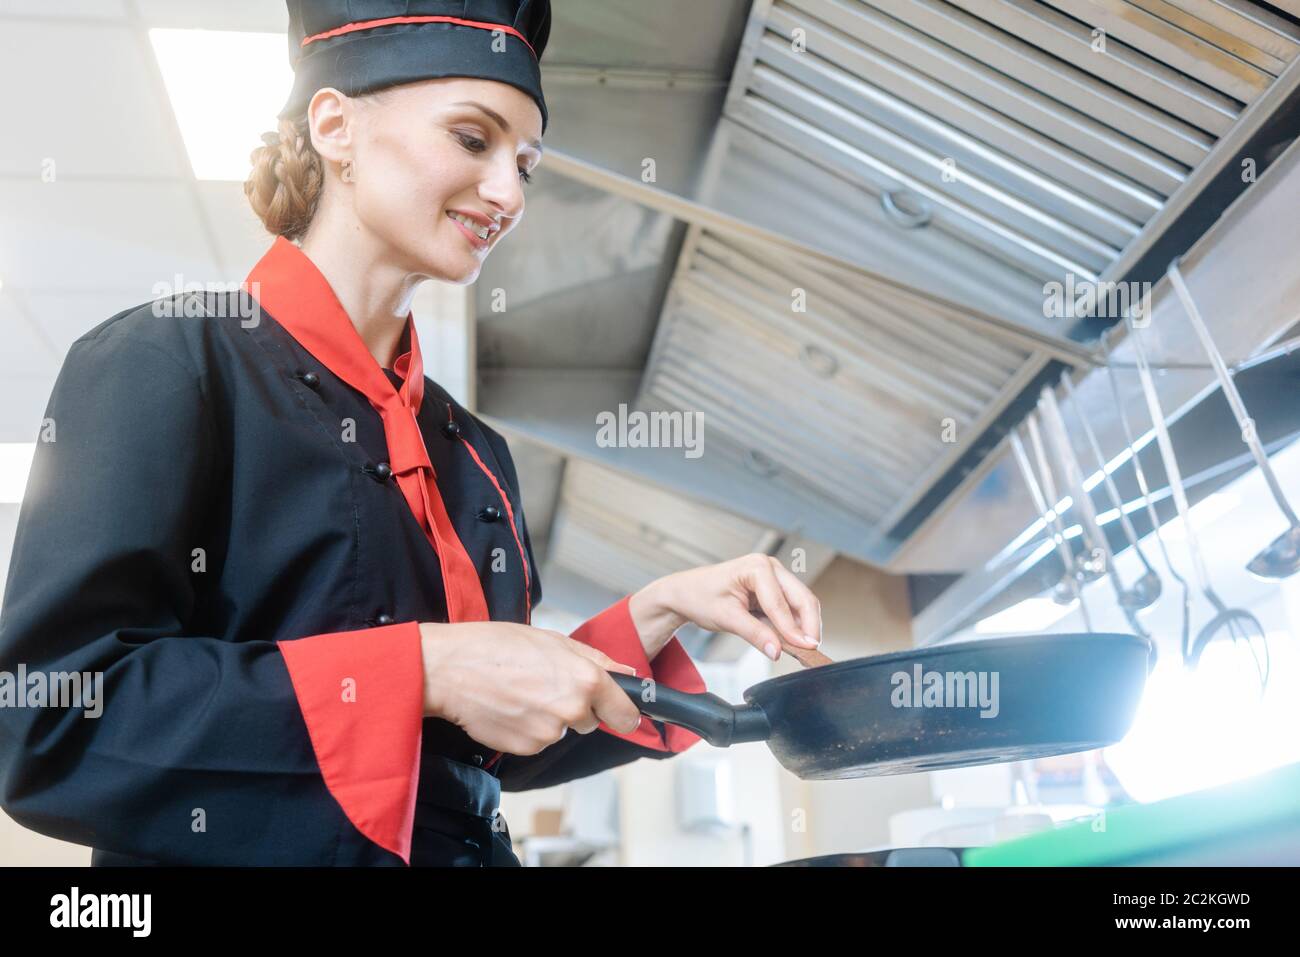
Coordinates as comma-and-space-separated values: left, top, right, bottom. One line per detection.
975, 597, 1078, 634
0, 443, 36, 504
1105, 632, 1300, 802
1160, 491, 1242, 543
149, 29, 292, 181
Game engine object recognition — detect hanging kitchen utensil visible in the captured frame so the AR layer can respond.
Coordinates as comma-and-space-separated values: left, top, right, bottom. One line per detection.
1009, 424, 1093, 627
609, 630, 1152, 779
1039, 383, 1150, 640
1059, 371, 1162, 612
1167, 261, 1300, 581
1130, 319, 1270, 691
1027, 410, 1105, 599
1023, 419, 1082, 608
1104, 356, 1192, 661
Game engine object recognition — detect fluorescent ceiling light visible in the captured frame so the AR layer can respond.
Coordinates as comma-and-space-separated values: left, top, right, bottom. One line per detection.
975, 597, 1077, 635
0, 443, 36, 504
149, 29, 292, 181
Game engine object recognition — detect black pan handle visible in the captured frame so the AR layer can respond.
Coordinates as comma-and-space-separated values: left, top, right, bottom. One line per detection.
609, 673, 771, 748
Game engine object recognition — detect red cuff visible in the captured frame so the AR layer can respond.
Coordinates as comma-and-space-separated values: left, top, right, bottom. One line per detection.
569, 594, 707, 753
277, 621, 424, 866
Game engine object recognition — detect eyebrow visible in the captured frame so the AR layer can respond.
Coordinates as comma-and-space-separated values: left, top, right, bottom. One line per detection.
450, 100, 543, 153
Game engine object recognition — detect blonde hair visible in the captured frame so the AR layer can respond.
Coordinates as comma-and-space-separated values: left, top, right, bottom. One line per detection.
245, 89, 397, 239
244, 115, 323, 241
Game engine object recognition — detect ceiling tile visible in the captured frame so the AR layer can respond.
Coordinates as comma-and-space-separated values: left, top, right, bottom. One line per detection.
0, 1, 125, 18
195, 180, 276, 281
23, 289, 160, 362
0, 180, 218, 291
0, 20, 185, 178
0, 373, 58, 444
0, 293, 59, 377
134, 0, 289, 32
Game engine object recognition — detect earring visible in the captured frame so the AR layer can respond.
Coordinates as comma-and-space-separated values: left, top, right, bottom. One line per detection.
341, 160, 354, 183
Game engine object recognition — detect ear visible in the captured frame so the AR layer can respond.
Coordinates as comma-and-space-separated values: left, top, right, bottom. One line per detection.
305, 87, 353, 167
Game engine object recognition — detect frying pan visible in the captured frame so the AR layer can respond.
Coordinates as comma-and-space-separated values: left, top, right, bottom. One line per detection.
611, 632, 1151, 780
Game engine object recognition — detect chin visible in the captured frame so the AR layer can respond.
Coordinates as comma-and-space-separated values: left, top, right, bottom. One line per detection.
455, 250, 487, 284
445, 261, 482, 285
410, 246, 482, 285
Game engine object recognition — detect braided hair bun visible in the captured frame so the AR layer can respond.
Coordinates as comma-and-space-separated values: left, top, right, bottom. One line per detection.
243, 116, 323, 240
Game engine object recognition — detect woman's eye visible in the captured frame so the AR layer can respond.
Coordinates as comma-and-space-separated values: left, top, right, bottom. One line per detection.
456, 130, 531, 184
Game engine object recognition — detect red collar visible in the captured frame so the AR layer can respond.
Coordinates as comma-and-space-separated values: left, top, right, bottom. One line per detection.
243, 236, 425, 415
243, 236, 489, 623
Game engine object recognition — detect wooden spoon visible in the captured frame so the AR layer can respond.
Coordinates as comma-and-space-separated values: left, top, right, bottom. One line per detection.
780, 635, 834, 668
749, 607, 834, 666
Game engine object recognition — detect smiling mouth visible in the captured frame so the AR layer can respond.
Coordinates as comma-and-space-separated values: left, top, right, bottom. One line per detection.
446, 211, 491, 243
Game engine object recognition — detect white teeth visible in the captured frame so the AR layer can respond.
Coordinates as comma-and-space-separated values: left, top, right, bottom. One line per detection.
449, 212, 490, 240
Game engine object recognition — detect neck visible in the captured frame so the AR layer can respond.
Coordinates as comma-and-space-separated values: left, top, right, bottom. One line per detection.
299, 206, 426, 370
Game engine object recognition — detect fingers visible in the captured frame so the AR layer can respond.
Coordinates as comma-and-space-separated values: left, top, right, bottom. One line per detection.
769, 559, 823, 648
566, 705, 603, 736
746, 556, 815, 652
716, 604, 786, 661
554, 635, 640, 735
559, 634, 638, 677
590, 668, 643, 736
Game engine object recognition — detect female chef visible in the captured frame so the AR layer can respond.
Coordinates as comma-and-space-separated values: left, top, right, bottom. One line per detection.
0, 0, 822, 866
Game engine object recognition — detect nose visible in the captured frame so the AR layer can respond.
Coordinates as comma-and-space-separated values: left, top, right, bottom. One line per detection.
478, 152, 526, 221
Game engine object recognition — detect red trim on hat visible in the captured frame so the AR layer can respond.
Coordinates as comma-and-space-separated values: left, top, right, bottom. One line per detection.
300, 15, 537, 58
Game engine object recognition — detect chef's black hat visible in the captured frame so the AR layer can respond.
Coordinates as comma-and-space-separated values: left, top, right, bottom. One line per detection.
280, 0, 552, 133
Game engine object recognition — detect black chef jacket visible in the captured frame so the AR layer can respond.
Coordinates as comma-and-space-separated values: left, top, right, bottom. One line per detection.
0, 254, 705, 866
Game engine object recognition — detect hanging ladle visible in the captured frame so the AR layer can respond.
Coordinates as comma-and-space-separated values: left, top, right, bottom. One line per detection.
1027, 410, 1106, 598
1130, 316, 1269, 692
1039, 383, 1151, 641
1167, 261, 1300, 581
1104, 356, 1192, 663
1009, 420, 1093, 628
1058, 371, 1162, 612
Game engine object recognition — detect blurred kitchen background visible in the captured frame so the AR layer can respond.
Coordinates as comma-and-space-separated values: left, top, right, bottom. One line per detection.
2, 0, 1299, 865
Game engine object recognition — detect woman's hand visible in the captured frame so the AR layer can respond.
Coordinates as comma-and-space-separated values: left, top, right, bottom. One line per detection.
630, 553, 823, 662
418, 621, 643, 754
